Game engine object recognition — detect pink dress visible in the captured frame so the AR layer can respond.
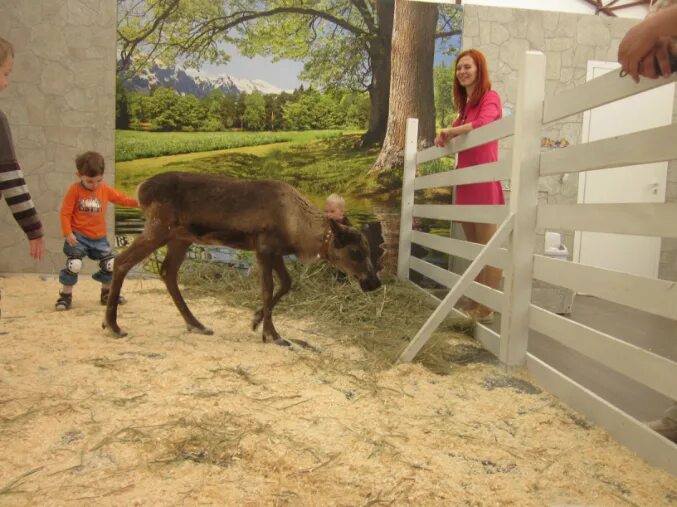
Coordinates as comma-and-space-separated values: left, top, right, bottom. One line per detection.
453, 89, 505, 205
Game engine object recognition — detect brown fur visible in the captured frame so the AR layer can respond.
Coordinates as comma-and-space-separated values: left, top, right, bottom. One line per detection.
104, 172, 381, 344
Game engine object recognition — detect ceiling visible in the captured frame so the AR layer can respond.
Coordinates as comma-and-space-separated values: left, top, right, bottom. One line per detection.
451, 0, 651, 16
579, 0, 651, 16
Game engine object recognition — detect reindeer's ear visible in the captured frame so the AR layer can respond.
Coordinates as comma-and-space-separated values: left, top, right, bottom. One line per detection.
329, 219, 349, 248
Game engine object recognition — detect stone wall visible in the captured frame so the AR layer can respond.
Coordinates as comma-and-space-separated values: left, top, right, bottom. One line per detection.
0, 0, 117, 274
462, 5, 677, 281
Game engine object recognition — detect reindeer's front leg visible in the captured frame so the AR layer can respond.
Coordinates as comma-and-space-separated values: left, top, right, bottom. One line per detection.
256, 251, 290, 346
252, 255, 291, 332
104, 232, 167, 337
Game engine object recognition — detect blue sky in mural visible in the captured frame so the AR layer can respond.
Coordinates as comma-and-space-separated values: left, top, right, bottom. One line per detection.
199, 34, 462, 92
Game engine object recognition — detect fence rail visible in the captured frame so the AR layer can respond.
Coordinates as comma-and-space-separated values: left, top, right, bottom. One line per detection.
397, 50, 677, 474
532, 254, 677, 320
540, 123, 677, 175
414, 159, 511, 190
537, 203, 677, 237
413, 204, 508, 223
416, 115, 515, 164
542, 69, 677, 123
411, 231, 509, 270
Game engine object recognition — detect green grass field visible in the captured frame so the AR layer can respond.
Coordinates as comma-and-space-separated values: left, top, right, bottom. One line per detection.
115, 133, 388, 218
115, 129, 352, 162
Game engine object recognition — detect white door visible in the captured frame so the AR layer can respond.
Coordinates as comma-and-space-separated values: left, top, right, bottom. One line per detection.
573, 61, 674, 279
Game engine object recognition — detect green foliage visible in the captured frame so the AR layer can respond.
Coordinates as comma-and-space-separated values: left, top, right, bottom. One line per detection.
120, 83, 370, 135
148, 87, 180, 131
419, 157, 456, 177
115, 78, 130, 129
242, 91, 267, 131
434, 62, 455, 128
340, 92, 370, 129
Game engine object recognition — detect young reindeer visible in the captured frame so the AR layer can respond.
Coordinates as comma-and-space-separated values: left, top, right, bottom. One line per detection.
104, 172, 381, 344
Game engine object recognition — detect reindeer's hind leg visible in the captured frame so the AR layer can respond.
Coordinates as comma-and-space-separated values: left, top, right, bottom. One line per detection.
161, 239, 213, 335
255, 252, 290, 346
104, 232, 168, 337
252, 255, 291, 332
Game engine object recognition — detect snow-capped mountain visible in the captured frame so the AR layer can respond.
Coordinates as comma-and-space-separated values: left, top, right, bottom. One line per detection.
121, 64, 289, 97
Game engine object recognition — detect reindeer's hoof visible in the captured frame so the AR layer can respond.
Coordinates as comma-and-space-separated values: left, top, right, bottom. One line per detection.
102, 320, 127, 337
289, 338, 318, 352
251, 310, 263, 331
187, 325, 214, 335
103, 321, 128, 339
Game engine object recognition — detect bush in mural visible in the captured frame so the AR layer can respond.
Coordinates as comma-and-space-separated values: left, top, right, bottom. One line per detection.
116, 83, 370, 133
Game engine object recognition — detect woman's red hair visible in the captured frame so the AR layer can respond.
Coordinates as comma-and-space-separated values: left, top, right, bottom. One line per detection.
452, 49, 492, 116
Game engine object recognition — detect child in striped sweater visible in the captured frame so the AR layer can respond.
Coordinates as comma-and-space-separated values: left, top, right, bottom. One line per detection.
0, 37, 45, 316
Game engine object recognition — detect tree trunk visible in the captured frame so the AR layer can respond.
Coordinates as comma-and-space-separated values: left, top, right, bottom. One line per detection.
361, 0, 394, 147
371, 0, 437, 173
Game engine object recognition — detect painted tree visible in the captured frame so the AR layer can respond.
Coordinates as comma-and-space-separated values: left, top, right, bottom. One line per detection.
115, 77, 131, 129
242, 91, 267, 131
117, 0, 394, 145
371, 0, 438, 173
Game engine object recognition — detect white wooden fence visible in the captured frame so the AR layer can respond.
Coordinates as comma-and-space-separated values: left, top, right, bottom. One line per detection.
397, 51, 677, 475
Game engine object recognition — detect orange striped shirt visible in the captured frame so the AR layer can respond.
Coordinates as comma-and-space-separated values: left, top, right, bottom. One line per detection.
60, 182, 138, 239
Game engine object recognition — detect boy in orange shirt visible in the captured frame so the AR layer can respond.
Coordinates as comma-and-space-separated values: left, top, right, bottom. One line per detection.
55, 151, 139, 310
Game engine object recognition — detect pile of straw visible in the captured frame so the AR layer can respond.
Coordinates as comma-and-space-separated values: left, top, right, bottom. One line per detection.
171, 257, 483, 375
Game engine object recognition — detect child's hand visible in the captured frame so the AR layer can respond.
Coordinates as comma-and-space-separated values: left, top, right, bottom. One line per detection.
65, 233, 78, 247
29, 238, 44, 260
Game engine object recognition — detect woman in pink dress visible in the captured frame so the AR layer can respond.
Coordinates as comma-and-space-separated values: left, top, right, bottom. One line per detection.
434, 49, 503, 323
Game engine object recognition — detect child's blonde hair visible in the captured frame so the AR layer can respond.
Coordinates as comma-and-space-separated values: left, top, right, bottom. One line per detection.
326, 193, 345, 207
0, 37, 14, 67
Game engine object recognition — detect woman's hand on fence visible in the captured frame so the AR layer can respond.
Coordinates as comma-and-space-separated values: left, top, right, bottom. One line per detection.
435, 129, 453, 148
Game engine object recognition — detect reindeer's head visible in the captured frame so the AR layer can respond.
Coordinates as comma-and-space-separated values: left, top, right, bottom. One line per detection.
327, 220, 381, 292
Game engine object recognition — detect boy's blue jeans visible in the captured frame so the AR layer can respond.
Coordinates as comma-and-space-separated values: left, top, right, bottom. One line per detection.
59, 232, 113, 286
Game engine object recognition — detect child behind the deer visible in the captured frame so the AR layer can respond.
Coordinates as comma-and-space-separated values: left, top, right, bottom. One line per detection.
325, 193, 351, 281
325, 193, 384, 277
325, 193, 350, 225
55, 151, 139, 310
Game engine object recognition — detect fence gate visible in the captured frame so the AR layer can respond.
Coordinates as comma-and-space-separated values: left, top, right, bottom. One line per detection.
396, 51, 677, 475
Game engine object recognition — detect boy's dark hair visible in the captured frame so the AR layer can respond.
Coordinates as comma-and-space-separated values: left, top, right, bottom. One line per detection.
75, 151, 105, 177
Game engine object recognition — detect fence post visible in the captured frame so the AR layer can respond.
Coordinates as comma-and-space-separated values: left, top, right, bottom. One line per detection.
397, 118, 419, 280
499, 51, 546, 368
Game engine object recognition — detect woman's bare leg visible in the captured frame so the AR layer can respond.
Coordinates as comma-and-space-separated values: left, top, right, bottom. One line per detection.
474, 222, 502, 317
459, 222, 480, 310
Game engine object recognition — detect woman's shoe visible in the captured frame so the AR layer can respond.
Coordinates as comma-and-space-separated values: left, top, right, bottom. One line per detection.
469, 307, 495, 324
475, 311, 495, 325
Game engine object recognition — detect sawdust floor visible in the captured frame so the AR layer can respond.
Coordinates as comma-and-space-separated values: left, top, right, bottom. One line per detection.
0, 274, 674, 506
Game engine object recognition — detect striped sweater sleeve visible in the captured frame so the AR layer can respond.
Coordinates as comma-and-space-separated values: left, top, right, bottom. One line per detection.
0, 111, 44, 239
